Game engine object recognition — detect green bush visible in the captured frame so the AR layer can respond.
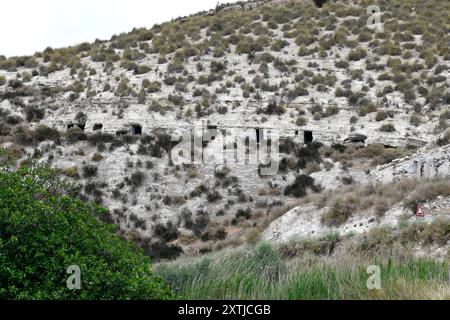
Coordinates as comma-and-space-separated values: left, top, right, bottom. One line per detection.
256, 100, 286, 115
168, 94, 184, 106
34, 125, 61, 143
284, 175, 321, 198
167, 62, 185, 74
271, 39, 289, 51
380, 124, 396, 132
82, 164, 98, 178
115, 77, 134, 97
236, 37, 264, 54
0, 75, 6, 86
410, 114, 422, 127
321, 195, 359, 227
25, 106, 45, 122
296, 117, 307, 127
375, 111, 388, 122
142, 80, 161, 93
347, 48, 367, 61
0, 161, 172, 299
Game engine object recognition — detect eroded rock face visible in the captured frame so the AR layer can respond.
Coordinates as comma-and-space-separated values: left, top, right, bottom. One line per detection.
371, 145, 450, 183
262, 195, 450, 244
263, 135, 450, 245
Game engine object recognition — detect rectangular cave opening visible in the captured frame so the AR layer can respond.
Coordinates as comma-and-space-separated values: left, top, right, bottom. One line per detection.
131, 124, 142, 136
207, 125, 218, 141
304, 130, 313, 144
116, 130, 129, 136
256, 128, 262, 144
93, 123, 103, 131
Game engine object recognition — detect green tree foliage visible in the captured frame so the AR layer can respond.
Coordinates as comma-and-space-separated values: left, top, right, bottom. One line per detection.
0, 158, 172, 300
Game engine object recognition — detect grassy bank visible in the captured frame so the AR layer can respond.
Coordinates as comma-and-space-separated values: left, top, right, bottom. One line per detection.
155, 242, 449, 300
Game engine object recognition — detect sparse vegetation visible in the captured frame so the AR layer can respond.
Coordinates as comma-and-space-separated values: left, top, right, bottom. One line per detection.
380, 124, 396, 132
284, 175, 321, 198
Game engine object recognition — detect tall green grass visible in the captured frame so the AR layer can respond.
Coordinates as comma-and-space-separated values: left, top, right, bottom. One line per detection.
155, 243, 449, 300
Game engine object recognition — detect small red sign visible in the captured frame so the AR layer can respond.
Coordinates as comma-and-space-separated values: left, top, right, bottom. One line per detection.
416, 205, 425, 217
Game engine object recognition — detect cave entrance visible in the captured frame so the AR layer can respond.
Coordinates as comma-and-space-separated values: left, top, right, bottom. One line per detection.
207, 125, 218, 141
304, 131, 313, 144
131, 124, 142, 136
116, 130, 129, 136
93, 123, 103, 131
203, 125, 218, 148
313, 0, 329, 8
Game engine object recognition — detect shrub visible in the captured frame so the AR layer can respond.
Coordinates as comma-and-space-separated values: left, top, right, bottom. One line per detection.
0, 163, 172, 299
236, 38, 263, 54
335, 60, 349, 69
127, 171, 146, 188
434, 64, 446, 75
136, 65, 151, 75
436, 129, 450, 147
142, 80, 161, 93
34, 125, 60, 143
62, 166, 80, 179
0, 75, 5, 86
295, 141, 323, 169
157, 56, 167, 64
201, 225, 227, 242
13, 127, 34, 145
91, 153, 103, 162
210, 61, 225, 73
287, 85, 309, 100
168, 94, 184, 106
87, 132, 115, 146
165, 74, 181, 86
271, 39, 289, 51
380, 124, 396, 132
347, 48, 367, 61
410, 114, 422, 127
284, 175, 321, 198
234, 208, 252, 222
257, 100, 286, 115
296, 117, 307, 127
375, 111, 388, 122
153, 222, 179, 242
82, 164, 98, 178
321, 196, 359, 227
115, 78, 134, 97
0, 122, 10, 136
167, 62, 185, 73
25, 106, 45, 122
142, 241, 183, 261
188, 208, 211, 231
212, 164, 230, 180
5, 115, 22, 125
207, 190, 222, 203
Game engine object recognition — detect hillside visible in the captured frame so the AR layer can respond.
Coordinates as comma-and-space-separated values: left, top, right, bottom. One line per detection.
0, 0, 449, 265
